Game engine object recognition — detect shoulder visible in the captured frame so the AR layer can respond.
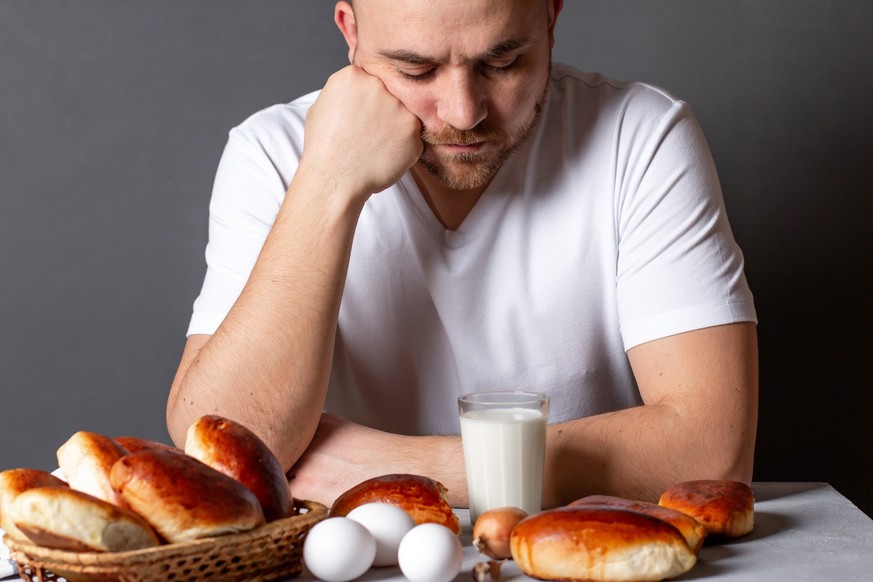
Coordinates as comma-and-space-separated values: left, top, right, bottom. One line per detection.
227, 89, 321, 152
549, 63, 691, 126
551, 63, 683, 107
543, 63, 707, 173
213, 90, 321, 186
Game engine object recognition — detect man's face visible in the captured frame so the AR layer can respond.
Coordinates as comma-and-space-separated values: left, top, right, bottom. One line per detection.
338, 0, 557, 192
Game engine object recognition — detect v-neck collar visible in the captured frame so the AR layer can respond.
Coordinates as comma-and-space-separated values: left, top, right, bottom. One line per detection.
396, 148, 522, 249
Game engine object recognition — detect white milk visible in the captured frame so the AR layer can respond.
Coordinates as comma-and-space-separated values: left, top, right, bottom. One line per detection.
460, 407, 547, 522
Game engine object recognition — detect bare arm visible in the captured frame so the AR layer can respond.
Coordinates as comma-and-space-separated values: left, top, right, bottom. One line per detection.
166, 66, 423, 467
286, 413, 467, 507
543, 321, 758, 505
286, 322, 757, 508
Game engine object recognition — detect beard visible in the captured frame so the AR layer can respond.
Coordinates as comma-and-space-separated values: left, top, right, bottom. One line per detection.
417, 75, 550, 191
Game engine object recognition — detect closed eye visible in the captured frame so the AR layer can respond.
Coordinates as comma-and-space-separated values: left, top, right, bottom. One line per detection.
481, 57, 519, 74
398, 68, 436, 82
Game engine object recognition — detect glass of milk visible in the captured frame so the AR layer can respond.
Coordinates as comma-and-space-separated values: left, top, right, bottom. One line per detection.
458, 391, 549, 523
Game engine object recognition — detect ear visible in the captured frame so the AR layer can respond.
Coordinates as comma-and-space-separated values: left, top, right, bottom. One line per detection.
334, 1, 358, 64
547, 0, 564, 49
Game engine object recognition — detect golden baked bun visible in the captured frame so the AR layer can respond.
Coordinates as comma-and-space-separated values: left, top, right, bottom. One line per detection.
331, 473, 460, 534
56, 430, 129, 508
658, 479, 754, 539
569, 494, 708, 553
109, 449, 265, 543
510, 506, 697, 582
8, 486, 159, 552
0, 468, 68, 542
113, 435, 179, 455
184, 415, 293, 522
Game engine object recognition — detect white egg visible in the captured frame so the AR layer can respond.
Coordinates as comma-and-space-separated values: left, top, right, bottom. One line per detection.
398, 523, 464, 582
347, 503, 416, 566
303, 517, 376, 582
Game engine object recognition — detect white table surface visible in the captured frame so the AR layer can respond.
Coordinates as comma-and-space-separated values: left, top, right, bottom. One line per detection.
345, 482, 873, 582
3, 482, 872, 581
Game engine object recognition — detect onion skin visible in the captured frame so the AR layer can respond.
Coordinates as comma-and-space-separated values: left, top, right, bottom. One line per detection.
472, 507, 529, 559
472, 560, 502, 582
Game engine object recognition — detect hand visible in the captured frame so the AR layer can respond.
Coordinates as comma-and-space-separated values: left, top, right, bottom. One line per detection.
287, 413, 468, 508
299, 65, 423, 200
287, 413, 400, 506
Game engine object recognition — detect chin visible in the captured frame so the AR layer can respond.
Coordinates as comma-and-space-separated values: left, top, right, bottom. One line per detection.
417, 155, 502, 192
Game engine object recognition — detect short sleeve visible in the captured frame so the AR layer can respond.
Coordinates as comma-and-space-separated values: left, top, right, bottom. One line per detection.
613, 91, 756, 349
187, 104, 307, 335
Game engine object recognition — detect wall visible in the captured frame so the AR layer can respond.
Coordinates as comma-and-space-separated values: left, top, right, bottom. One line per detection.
1, 1, 870, 517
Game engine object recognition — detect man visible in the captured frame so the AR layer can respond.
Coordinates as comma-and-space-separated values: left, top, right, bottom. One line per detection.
167, 0, 758, 508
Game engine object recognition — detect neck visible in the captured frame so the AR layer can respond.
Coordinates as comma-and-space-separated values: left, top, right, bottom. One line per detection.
411, 165, 488, 231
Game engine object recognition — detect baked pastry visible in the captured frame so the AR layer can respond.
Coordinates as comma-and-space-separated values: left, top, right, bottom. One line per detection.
510, 506, 697, 582
110, 448, 265, 543
570, 494, 707, 553
7, 486, 159, 552
56, 430, 128, 508
184, 415, 293, 521
0, 468, 68, 542
331, 474, 460, 534
658, 479, 754, 539
113, 435, 180, 455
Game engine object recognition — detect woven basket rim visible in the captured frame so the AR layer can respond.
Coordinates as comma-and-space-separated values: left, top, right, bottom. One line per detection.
6, 499, 327, 570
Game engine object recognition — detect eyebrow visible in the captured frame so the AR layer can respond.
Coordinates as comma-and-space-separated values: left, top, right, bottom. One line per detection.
378, 36, 535, 65
482, 37, 534, 60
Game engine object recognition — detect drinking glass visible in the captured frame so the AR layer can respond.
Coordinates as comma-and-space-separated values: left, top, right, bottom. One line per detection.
458, 391, 549, 523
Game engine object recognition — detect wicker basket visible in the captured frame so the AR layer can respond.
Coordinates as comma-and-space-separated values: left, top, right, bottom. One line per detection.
5, 499, 327, 582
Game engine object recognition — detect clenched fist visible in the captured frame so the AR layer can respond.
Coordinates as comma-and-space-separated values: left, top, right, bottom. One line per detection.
300, 65, 423, 201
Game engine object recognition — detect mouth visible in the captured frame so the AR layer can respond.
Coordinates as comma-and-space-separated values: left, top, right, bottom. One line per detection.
428, 141, 488, 155
445, 142, 483, 151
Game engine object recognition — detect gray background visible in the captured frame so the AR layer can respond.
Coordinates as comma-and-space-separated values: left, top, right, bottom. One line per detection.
1, 2, 871, 517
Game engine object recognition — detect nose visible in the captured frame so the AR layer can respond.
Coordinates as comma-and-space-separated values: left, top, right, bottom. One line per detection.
436, 70, 487, 131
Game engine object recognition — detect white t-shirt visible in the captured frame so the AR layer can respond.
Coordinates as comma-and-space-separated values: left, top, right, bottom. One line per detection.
188, 63, 757, 435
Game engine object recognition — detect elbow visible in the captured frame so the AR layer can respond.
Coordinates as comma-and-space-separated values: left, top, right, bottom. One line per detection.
689, 391, 759, 486
692, 420, 758, 486
665, 438, 755, 492
166, 373, 200, 448
718, 398, 759, 485
701, 446, 755, 486
722, 431, 757, 485
664, 400, 758, 489
165, 394, 188, 448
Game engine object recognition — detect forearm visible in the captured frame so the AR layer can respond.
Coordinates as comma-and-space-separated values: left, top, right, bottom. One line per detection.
544, 404, 748, 507
168, 66, 422, 466
166, 171, 366, 467
288, 414, 468, 507
544, 323, 759, 506
394, 434, 467, 507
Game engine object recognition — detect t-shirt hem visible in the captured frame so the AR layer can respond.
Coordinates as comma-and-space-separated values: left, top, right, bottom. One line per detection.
186, 313, 225, 337
621, 301, 758, 351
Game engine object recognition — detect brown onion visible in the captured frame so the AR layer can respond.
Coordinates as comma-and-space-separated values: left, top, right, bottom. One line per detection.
472, 506, 529, 559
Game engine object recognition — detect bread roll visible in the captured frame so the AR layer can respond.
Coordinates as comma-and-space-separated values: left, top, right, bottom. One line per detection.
510, 506, 697, 582
8, 486, 159, 552
659, 479, 754, 539
56, 430, 128, 508
0, 468, 68, 542
569, 494, 707, 553
110, 449, 265, 543
331, 474, 460, 534
184, 415, 293, 522
113, 436, 179, 455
